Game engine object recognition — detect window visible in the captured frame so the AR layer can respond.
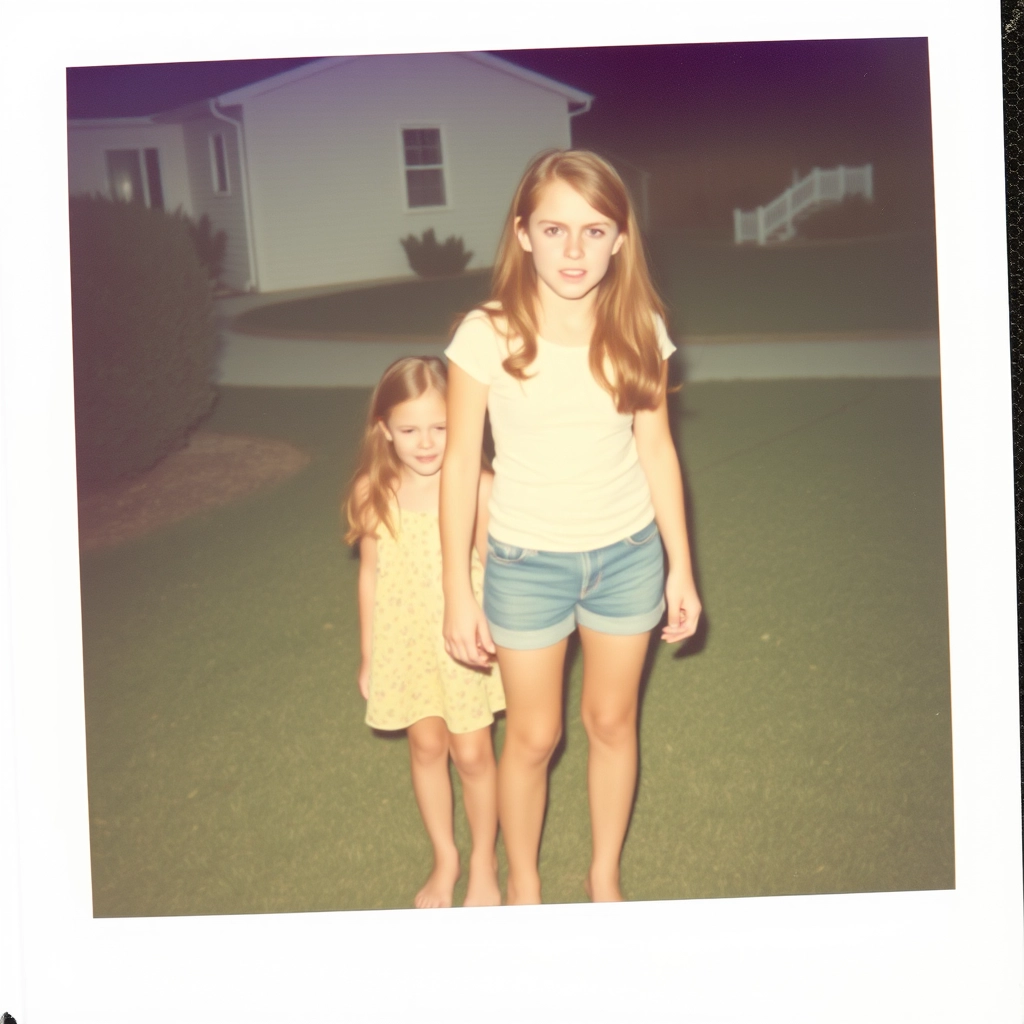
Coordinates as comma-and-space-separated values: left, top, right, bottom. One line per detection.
105, 148, 164, 209
143, 149, 164, 209
209, 133, 230, 195
401, 128, 446, 208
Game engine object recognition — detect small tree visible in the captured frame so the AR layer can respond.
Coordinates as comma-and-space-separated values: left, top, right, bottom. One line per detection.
400, 228, 473, 277
70, 195, 219, 490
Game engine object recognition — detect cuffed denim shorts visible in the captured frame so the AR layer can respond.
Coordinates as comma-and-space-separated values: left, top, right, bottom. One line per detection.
483, 520, 666, 651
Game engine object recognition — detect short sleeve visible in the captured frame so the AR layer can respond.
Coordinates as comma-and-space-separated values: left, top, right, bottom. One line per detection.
445, 310, 502, 385
654, 314, 677, 360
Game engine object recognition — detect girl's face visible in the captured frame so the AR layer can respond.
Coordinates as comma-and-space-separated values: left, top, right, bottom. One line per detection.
379, 387, 447, 478
516, 178, 625, 303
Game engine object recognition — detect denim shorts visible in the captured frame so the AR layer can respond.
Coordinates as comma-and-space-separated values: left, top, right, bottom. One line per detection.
483, 520, 666, 651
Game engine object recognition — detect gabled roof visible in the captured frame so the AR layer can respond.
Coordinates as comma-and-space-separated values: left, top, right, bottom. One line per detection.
68, 116, 162, 128
214, 52, 593, 111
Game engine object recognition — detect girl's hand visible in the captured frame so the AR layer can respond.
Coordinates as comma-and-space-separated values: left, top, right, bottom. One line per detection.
661, 567, 702, 644
444, 591, 496, 667
357, 660, 371, 700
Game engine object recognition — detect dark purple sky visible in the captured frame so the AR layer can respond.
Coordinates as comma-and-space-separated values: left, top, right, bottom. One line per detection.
66, 39, 930, 161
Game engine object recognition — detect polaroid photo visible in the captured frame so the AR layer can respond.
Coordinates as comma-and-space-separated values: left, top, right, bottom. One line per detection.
1, 2, 1020, 1022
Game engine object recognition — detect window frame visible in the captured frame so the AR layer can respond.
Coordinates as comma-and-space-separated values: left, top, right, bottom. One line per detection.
104, 147, 164, 209
398, 124, 451, 213
143, 148, 164, 210
209, 132, 231, 196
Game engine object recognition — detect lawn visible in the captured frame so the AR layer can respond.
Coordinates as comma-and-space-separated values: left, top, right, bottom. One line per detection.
78, 377, 953, 916
647, 231, 940, 337
232, 232, 939, 340
233, 269, 492, 338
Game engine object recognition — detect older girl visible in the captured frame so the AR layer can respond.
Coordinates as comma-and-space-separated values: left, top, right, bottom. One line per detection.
440, 151, 701, 904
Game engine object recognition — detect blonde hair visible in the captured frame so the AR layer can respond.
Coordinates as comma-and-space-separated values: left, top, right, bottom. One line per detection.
343, 356, 447, 544
479, 149, 667, 413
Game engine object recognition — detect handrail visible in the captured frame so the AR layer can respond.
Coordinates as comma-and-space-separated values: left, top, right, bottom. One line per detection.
733, 164, 873, 244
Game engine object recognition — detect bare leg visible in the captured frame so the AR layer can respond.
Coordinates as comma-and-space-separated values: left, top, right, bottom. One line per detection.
406, 717, 460, 908
449, 726, 501, 907
578, 625, 651, 903
495, 639, 568, 905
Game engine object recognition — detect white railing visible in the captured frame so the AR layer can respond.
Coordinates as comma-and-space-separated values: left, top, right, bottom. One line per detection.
733, 164, 873, 245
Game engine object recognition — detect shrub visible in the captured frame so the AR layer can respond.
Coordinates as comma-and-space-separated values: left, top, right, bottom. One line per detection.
70, 195, 219, 491
400, 228, 473, 277
182, 212, 228, 284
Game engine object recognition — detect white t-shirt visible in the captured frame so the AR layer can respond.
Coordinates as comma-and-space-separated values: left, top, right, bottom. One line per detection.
445, 309, 676, 552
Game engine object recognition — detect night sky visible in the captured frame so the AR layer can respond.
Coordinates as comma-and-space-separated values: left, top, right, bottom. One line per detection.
66, 38, 931, 163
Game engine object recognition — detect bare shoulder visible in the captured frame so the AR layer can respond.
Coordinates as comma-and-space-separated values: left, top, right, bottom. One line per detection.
358, 531, 378, 562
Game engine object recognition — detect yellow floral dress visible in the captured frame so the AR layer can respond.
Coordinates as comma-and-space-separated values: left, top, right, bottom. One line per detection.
366, 506, 505, 734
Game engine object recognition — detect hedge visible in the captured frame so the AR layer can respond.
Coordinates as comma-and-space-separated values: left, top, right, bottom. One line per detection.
70, 195, 219, 490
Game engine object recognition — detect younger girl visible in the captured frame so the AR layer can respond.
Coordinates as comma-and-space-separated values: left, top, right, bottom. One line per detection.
345, 356, 504, 908
441, 151, 701, 905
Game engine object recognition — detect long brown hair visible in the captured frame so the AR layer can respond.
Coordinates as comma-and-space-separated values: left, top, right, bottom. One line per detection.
480, 149, 667, 413
343, 356, 447, 544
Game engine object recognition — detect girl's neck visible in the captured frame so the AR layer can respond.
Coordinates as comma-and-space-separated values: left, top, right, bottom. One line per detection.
534, 282, 597, 348
395, 467, 441, 512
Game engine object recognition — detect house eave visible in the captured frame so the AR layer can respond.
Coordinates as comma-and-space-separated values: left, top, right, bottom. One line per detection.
67, 116, 161, 129
210, 51, 594, 109
214, 57, 352, 105
465, 52, 593, 107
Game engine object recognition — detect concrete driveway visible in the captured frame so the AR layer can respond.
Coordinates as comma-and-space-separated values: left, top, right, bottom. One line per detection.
213, 290, 940, 388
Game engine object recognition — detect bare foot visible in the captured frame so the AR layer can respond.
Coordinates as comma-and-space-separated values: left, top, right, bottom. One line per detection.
584, 871, 624, 903
506, 871, 542, 906
414, 852, 460, 909
462, 853, 501, 907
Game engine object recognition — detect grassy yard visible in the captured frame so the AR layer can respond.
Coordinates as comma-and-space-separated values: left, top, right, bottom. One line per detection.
647, 231, 939, 337
232, 233, 939, 340
79, 378, 953, 917
233, 270, 492, 338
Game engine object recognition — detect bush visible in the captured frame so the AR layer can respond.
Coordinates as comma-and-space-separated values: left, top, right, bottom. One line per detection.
182, 212, 228, 284
70, 195, 219, 491
400, 228, 473, 277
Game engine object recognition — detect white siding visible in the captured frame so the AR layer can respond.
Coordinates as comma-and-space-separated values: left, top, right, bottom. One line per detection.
180, 112, 253, 290
239, 53, 573, 292
66, 121, 191, 213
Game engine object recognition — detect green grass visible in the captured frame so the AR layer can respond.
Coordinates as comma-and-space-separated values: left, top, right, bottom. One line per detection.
232, 234, 939, 340
79, 379, 953, 916
233, 270, 492, 338
647, 231, 940, 337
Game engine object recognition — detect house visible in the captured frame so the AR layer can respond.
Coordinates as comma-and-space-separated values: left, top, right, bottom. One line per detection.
67, 53, 593, 293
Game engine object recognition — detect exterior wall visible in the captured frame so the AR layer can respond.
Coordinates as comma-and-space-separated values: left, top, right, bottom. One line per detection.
238, 53, 573, 292
66, 121, 191, 213
179, 110, 253, 290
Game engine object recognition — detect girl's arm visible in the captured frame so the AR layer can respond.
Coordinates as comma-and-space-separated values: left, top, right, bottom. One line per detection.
357, 533, 377, 697
633, 362, 702, 643
352, 477, 378, 698
440, 363, 495, 666
473, 469, 495, 565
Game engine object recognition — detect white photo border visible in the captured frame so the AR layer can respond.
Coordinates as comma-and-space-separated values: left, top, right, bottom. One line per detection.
1, 2, 1020, 1022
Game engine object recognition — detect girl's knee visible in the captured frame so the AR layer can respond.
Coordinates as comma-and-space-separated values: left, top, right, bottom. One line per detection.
506, 723, 562, 767
408, 721, 449, 765
580, 706, 635, 748
450, 732, 495, 777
